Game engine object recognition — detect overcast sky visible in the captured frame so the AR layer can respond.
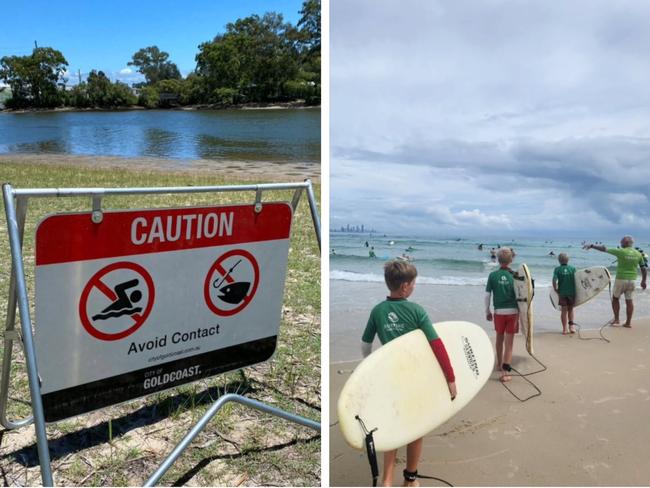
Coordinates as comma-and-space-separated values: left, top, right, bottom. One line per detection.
331, 0, 650, 239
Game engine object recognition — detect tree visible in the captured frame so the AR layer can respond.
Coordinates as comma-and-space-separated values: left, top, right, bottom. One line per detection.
0, 47, 68, 108
196, 13, 299, 102
65, 83, 90, 108
297, 0, 321, 55
85, 70, 136, 107
128, 46, 181, 85
87, 70, 113, 106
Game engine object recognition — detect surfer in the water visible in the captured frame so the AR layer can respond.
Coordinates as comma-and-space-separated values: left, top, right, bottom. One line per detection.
485, 248, 518, 382
553, 253, 577, 334
584, 235, 647, 327
361, 260, 456, 487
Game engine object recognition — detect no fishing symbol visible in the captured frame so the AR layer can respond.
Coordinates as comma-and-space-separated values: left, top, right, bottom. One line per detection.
78, 261, 155, 341
203, 249, 260, 316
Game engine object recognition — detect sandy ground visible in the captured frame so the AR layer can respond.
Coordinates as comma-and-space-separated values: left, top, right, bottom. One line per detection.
0, 153, 320, 182
330, 317, 650, 486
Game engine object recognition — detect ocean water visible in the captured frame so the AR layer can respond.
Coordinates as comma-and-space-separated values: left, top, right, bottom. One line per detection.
330, 234, 650, 289
330, 233, 650, 362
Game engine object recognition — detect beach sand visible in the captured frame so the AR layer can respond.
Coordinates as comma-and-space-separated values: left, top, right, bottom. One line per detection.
0, 153, 320, 182
330, 317, 650, 486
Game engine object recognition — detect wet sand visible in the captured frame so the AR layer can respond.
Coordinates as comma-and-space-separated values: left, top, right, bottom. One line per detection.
330, 280, 650, 362
0, 153, 320, 182
330, 317, 650, 486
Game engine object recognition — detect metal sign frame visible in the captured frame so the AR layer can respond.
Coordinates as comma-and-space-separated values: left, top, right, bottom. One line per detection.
1, 180, 321, 486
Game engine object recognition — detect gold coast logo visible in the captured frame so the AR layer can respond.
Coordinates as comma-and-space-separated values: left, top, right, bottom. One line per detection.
387, 312, 399, 323
462, 336, 480, 379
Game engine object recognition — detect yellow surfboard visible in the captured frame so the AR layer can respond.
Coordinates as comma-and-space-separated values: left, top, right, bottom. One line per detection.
514, 263, 534, 354
337, 321, 493, 452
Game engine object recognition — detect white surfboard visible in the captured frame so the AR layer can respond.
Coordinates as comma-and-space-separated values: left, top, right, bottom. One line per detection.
514, 263, 534, 354
549, 266, 611, 310
337, 321, 494, 452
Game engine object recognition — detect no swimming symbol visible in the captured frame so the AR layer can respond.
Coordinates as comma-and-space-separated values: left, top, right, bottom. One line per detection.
203, 249, 259, 316
79, 261, 155, 341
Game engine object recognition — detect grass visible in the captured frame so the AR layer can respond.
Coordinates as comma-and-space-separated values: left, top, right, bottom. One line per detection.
0, 161, 320, 486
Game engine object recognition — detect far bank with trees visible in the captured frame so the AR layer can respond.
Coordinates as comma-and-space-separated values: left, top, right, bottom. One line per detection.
0, 0, 320, 111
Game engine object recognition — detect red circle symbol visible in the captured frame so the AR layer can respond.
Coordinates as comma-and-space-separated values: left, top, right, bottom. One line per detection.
78, 261, 155, 341
204, 249, 260, 316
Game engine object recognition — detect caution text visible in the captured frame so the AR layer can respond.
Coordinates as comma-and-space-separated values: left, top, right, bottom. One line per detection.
131, 212, 234, 245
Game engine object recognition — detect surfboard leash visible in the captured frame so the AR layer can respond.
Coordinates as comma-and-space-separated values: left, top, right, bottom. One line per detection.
355, 415, 379, 487
520, 351, 547, 377
573, 320, 611, 343
404, 470, 454, 487
574, 275, 612, 343
500, 363, 542, 402
355, 416, 454, 487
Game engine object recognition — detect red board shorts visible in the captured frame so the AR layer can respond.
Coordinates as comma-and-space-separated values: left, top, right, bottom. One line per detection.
558, 295, 575, 307
494, 313, 519, 334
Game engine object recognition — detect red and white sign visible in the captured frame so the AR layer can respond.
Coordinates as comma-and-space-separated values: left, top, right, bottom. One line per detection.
204, 249, 260, 316
34, 203, 293, 421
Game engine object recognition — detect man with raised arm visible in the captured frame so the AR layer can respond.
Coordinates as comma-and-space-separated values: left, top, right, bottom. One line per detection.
584, 235, 647, 327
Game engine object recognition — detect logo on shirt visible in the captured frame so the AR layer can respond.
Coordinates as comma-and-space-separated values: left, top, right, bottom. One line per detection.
500, 276, 508, 282
387, 312, 399, 323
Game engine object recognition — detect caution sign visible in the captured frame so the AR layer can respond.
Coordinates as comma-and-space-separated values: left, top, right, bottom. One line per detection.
34, 203, 293, 422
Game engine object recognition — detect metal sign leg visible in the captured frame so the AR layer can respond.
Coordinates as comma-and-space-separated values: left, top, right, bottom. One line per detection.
144, 393, 320, 486
1, 195, 34, 430
2, 184, 53, 486
304, 179, 321, 251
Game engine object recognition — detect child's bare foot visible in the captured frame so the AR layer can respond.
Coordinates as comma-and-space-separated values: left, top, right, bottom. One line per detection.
402, 480, 420, 487
569, 325, 576, 334
610, 319, 621, 326
624, 323, 632, 328
562, 329, 568, 335
500, 372, 512, 382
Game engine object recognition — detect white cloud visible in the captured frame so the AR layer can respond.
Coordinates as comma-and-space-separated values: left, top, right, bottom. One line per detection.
119, 68, 133, 75
331, 0, 650, 237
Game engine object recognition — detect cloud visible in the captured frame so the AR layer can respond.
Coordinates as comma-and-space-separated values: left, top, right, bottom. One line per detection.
331, 0, 650, 237
115, 67, 144, 84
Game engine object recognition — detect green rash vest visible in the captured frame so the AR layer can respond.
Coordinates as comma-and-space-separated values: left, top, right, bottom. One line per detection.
362, 298, 439, 345
607, 248, 646, 280
553, 264, 576, 297
486, 267, 518, 310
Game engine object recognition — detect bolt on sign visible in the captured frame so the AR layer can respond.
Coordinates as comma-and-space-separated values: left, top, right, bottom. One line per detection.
34, 203, 292, 422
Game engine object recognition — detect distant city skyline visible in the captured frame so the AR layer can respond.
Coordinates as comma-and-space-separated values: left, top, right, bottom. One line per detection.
0, 0, 304, 85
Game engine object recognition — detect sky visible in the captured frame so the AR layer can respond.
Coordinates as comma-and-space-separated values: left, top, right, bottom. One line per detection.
0, 0, 304, 85
331, 0, 650, 240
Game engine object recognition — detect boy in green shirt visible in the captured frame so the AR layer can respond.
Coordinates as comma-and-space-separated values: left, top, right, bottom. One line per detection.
553, 253, 576, 335
584, 235, 647, 327
485, 248, 518, 383
361, 260, 456, 487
